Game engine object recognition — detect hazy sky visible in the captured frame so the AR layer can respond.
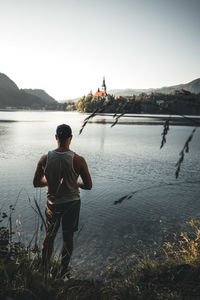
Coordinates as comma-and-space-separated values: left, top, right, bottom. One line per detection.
0, 0, 199, 100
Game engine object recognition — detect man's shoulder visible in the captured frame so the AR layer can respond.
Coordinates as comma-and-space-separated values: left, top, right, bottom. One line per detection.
74, 153, 85, 164
38, 154, 47, 166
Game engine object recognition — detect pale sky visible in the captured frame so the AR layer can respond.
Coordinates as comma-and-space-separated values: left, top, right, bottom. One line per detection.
0, 0, 199, 100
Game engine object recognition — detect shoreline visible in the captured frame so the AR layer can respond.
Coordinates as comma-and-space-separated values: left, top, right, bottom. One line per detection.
0, 110, 200, 126
88, 114, 200, 127
1, 109, 200, 118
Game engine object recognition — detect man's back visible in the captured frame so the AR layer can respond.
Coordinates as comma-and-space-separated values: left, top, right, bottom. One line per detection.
33, 150, 92, 191
45, 150, 80, 204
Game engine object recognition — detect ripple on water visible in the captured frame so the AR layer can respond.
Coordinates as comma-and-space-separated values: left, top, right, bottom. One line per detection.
0, 113, 200, 280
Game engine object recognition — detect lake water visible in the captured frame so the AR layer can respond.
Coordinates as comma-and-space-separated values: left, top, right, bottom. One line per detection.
0, 111, 200, 280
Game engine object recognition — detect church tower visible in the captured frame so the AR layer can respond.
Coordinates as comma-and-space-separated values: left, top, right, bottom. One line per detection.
101, 76, 107, 93
94, 76, 107, 98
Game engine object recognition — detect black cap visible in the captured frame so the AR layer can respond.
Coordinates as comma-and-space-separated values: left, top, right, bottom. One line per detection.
56, 124, 72, 139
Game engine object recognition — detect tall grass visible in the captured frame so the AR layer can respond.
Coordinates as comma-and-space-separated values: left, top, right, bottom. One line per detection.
1, 198, 200, 299
0, 207, 113, 300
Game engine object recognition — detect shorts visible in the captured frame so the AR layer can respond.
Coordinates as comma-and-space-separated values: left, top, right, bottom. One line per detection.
45, 200, 81, 240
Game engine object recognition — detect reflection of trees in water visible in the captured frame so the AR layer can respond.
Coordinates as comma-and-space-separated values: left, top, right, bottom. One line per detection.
0, 124, 10, 156
0, 129, 6, 136
100, 124, 106, 151
0, 124, 8, 136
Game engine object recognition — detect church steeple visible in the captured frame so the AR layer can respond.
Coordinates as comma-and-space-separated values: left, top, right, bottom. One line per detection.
94, 77, 107, 98
101, 76, 106, 92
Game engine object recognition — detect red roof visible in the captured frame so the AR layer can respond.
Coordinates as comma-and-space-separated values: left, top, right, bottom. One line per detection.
94, 91, 107, 97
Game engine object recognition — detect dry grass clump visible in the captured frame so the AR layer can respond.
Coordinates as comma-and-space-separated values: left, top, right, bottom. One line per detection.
115, 219, 200, 300
164, 219, 200, 264
1, 207, 200, 300
0, 210, 111, 300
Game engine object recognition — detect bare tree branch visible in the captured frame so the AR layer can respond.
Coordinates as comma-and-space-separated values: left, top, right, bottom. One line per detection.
114, 180, 200, 205
160, 119, 170, 149
79, 101, 113, 135
79, 108, 99, 135
111, 112, 126, 128
113, 103, 126, 118
175, 128, 197, 178
111, 103, 128, 127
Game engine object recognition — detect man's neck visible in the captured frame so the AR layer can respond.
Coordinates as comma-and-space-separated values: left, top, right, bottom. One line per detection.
55, 144, 70, 152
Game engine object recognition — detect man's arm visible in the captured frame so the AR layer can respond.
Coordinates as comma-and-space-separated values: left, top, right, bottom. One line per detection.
33, 155, 48, 188
77, 157, 92, 190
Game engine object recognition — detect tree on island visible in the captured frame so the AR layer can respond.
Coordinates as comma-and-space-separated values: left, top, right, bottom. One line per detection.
76, 93, 142, 114
76, 90, 200, 115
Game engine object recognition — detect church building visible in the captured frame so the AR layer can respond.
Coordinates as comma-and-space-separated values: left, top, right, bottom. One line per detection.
94, 77, 107, 97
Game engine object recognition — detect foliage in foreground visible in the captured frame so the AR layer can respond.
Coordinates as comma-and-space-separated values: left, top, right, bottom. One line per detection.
1, 210, 200, 300
0, 211, 112, 300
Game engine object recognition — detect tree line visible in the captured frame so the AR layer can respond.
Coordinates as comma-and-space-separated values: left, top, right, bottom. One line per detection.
75, 90, 200, 115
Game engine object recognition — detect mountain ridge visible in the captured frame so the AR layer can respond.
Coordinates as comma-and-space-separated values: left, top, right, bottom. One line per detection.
0, 73, 19, 91
0, 73, 57, 108
22, 89, 57, 105
108, 78, 200, 96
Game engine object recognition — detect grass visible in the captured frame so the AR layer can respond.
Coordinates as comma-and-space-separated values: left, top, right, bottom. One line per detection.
114, 220, 200, 300
1, 208, 200, 300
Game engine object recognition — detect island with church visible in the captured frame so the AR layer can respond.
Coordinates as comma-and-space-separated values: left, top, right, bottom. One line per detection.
76, 77, 200, 115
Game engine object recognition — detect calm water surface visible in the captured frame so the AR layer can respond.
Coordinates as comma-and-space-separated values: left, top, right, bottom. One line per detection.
0, 111, 199, 279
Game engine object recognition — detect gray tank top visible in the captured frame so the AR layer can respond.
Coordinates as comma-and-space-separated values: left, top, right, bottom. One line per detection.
45, 150, 80, 204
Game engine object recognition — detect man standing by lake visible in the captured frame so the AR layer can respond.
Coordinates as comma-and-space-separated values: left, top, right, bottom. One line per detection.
33, 124, 92, 278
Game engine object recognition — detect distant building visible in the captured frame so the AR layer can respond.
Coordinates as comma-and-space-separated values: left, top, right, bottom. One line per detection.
156, 100, 164, 106
94, 77, 107, 98
114, 96, 124, 100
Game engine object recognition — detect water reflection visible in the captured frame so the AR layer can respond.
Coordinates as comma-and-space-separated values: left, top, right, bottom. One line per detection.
0, 111, 199, 279
99, 124, 106, 151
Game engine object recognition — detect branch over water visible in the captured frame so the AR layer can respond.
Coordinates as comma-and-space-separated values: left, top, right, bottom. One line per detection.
175, 127, 197, 178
